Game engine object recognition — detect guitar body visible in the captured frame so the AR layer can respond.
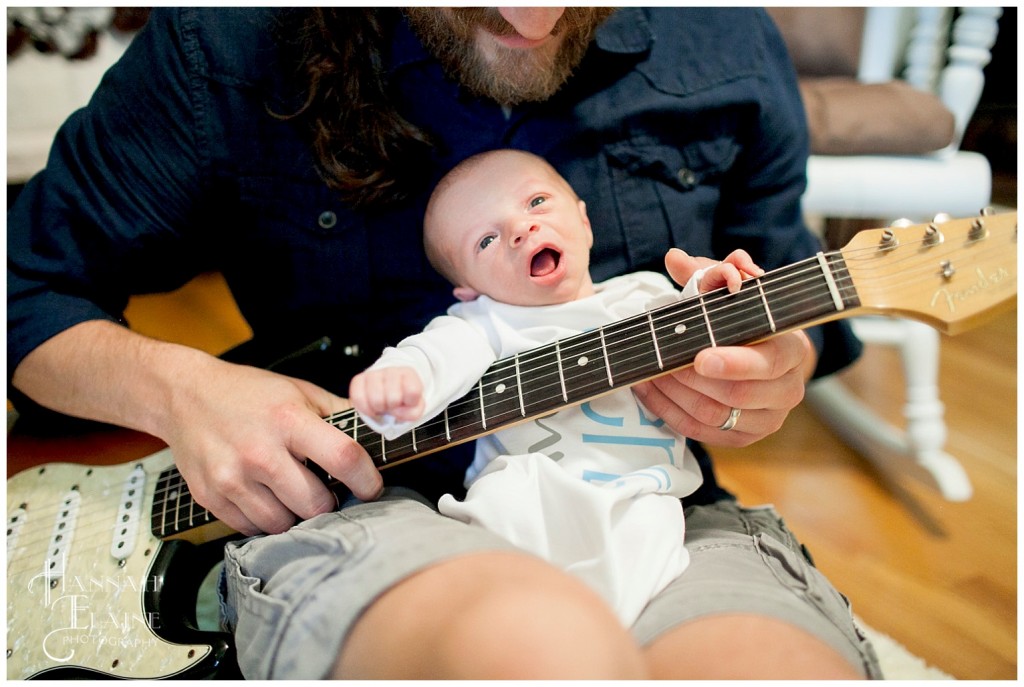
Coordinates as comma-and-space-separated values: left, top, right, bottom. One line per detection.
6, 450, 238, 679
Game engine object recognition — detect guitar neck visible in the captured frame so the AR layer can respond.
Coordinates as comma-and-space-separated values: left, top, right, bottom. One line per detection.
331, 252, 856, 469
153, 251, 859, 542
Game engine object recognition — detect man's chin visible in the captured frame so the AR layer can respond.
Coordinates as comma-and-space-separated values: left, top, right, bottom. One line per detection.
408, 7, 609, 107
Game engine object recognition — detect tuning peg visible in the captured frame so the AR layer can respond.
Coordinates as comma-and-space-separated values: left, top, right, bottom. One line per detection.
980, 206, 995, 216
879, 229, 899, 251
924, 223, 943, 246
932, 212, 952, 224
969, 218, 988, 241
889, 218, 914, 228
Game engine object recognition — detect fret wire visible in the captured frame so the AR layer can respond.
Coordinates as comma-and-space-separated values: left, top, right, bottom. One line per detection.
515, 353, 526, 416
161, 472, 173, 536
477, 379, 487, 430
647, 311, 664, 370
412, 426, 418, 454
555, 341, 568, 402
598, 325, 614, 387
698, 294, 717, 347
816, 252, 845, 310
154, 473, 168, 536
380, 433, 387, 464
756, 277, 777, 332
172, 475, 182, 534
444, 407, 451, 441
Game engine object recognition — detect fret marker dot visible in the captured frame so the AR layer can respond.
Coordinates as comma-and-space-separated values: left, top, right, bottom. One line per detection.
495, 383, 507, 394
674, 324, 687, 335
578, 356, 589, 366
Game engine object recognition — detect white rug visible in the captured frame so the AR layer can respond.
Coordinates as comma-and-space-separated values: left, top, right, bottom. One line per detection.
860, 619, 955, 680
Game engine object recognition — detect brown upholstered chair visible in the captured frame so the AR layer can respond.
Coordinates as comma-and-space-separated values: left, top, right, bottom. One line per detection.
769, 7, 1003, 500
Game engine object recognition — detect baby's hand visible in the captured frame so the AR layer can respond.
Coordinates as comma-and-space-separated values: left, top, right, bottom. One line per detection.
349, 366, 425, 424
698, 249, 764, 294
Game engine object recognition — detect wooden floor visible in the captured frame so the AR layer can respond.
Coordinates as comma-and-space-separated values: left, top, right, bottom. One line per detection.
123, 271, 1017, 680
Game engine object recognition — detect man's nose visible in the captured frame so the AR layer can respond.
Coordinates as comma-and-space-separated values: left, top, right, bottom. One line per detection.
498, 8, 565, 40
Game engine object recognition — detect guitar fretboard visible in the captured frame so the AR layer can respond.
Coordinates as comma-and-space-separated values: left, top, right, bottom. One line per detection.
152, 251, 858, 540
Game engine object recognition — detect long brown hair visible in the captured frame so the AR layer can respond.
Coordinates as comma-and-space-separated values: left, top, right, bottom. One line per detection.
283, 8, 433, 208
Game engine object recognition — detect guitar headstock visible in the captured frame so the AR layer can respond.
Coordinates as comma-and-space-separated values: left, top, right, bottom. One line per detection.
841, 210, 1017, 335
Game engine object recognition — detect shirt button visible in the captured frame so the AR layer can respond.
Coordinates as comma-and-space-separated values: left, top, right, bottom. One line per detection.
677, 168, 698, 188
317, 210, 338, 229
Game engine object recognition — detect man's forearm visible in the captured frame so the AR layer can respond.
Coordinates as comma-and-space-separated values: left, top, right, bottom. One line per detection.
11, 319, 214, 439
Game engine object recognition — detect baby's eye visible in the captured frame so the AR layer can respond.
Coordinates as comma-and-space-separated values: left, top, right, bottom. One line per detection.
478, 235, 497, 251
529, 195, 547, 208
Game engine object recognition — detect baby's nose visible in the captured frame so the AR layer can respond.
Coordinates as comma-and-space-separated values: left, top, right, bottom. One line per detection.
511, 224, 540, 246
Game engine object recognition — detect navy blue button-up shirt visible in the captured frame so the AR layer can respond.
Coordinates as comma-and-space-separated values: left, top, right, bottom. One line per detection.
7, 7, 860, 501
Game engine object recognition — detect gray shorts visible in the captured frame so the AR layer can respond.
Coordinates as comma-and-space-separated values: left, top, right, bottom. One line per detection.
219, 488, 880, 679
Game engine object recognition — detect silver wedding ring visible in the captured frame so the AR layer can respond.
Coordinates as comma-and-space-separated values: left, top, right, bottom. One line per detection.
718, 407, 742, 431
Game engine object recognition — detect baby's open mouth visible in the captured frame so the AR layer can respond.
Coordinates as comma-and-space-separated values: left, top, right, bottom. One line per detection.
530, 248, 561, 277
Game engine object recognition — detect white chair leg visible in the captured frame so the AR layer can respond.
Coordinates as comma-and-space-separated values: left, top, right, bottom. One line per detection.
805, 317, 973, 501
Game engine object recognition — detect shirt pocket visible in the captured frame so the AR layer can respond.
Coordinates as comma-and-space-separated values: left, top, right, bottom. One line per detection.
603, 136, 740, 266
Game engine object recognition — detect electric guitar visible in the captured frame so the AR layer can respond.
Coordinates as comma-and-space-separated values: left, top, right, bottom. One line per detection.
7, 211, 1016, 679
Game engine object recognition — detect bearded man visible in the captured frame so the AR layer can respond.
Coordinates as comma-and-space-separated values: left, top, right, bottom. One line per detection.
8, 7, 875, 680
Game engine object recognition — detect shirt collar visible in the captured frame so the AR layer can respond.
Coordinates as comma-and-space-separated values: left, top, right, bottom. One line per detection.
389, 10, 433, 74
594, 8, 654, 55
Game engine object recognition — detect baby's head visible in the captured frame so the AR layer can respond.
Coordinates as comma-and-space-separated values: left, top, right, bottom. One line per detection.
424, 149, 595, 306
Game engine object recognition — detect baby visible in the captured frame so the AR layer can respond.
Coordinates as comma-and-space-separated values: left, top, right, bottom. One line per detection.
350, 149, 762, 625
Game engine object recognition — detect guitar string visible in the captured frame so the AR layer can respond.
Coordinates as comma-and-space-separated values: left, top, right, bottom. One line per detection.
147, 224, 1016, 528
11, 221, 1012, 547
140, 253, 853, 532
337, 253, 854, 435
302, 225, 1017, 478
314, 259, 850, 458
7, 253, 855, 568
15, 225, 1015, 548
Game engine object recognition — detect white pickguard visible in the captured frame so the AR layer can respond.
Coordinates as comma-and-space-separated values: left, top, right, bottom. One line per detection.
6, 449, 214, 679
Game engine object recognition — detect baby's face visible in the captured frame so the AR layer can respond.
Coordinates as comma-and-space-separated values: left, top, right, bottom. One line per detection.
428, 152, 595, 306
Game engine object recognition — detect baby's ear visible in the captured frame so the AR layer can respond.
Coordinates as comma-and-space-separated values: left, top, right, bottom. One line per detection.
578, 199, 594, 248
453, 286, 481, 302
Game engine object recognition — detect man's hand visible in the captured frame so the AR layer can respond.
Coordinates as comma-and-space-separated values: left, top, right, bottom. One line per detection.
166, 357, 384, 536
632, 332, 813, 446
12, 321, 384, 537
632, 248, 817, 444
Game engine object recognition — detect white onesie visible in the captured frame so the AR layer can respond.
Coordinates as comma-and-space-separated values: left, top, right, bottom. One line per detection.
361, 271, 705, 625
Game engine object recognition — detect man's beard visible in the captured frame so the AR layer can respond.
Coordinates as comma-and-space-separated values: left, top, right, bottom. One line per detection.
406, 8, 615, 107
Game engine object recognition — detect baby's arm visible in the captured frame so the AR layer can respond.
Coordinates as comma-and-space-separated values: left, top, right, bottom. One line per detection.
349, 366, 425, 425
667, 248, 764, 297
348, 314, 498, 439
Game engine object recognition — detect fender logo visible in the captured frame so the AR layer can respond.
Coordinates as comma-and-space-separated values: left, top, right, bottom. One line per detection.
931, 265, 1011, 313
